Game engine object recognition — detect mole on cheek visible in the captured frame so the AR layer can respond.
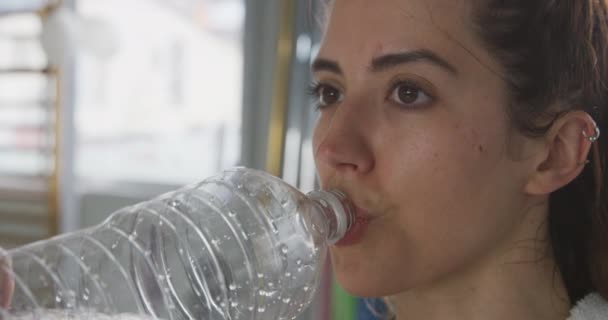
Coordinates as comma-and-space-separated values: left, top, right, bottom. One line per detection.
469, 129, 484, 154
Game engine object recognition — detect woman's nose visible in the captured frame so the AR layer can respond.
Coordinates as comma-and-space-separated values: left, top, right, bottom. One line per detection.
314, 108, 375, 177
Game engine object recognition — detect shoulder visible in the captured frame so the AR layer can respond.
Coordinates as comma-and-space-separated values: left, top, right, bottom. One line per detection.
568, 293, 608, 320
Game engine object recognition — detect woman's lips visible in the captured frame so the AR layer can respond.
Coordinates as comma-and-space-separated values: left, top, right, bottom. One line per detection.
333, 205, 372, 247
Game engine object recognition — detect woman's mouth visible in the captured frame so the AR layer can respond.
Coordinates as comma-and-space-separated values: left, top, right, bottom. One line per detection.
333, 206, 372, 247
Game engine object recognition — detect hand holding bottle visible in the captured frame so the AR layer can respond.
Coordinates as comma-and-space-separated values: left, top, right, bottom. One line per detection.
0, 248, 14, 310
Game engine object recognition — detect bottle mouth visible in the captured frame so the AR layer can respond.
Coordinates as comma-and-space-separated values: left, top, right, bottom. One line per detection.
307, 190, 356, 245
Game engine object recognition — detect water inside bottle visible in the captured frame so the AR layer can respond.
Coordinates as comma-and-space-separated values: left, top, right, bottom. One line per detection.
5, 310, 155, 320
2, 168, 337, 320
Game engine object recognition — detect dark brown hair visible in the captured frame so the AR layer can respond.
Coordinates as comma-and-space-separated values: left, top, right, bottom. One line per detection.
473, 0, 608, 304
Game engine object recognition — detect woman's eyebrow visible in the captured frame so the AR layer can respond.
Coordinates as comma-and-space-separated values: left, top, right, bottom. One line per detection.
370, 49, 458, 76
311, 58, 343, 75
311, 49, 458, 77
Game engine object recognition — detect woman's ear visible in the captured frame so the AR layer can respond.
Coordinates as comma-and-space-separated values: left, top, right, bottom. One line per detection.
524, 111, 600, 195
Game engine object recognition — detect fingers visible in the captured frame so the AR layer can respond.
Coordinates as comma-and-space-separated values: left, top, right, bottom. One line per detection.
0, 248, 13, 310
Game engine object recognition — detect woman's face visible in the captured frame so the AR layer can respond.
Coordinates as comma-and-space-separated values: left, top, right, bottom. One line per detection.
312, 0, 537, 296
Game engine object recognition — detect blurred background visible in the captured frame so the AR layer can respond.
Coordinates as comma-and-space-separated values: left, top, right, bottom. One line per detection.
0, 0, 387, 319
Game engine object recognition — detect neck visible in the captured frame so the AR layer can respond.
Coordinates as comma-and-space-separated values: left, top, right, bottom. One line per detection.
391, 203, 571, 320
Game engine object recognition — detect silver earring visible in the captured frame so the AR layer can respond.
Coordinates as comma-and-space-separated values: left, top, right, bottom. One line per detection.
583, 124, 601, 143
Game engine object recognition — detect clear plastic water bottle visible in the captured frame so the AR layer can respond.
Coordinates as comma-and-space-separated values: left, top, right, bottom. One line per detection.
0, 167, 355, 320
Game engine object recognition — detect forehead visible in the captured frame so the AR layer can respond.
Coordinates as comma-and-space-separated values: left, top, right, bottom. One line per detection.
327, 0, 471, 23
320, 0, 483, 66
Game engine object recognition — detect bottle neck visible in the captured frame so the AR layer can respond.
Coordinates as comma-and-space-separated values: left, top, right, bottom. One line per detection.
307, 190, 355, 245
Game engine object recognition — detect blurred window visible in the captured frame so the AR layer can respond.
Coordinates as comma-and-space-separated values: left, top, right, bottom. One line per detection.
0, 12, 55, 247
0, 14, 51, 179
75, 0, 244, 184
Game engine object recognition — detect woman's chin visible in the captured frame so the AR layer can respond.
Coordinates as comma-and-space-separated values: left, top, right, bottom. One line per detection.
332, 270, 403, 297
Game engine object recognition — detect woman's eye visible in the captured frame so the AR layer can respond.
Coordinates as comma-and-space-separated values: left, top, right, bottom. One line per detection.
389, 82, 432, 107
310, 83, 343, 108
